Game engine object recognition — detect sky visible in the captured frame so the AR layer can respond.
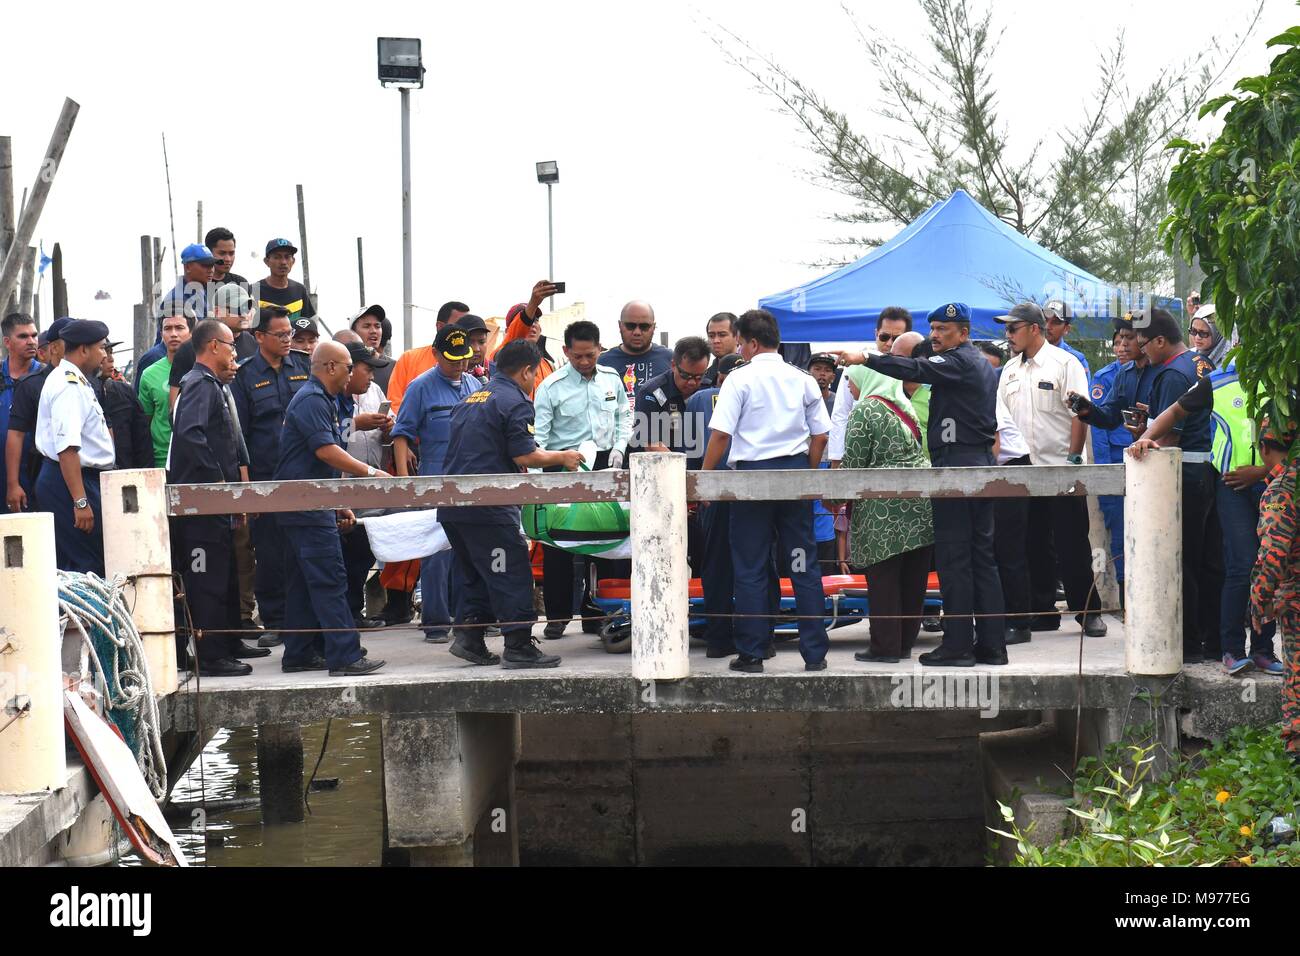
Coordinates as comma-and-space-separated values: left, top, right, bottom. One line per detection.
1, 0, 1295, 356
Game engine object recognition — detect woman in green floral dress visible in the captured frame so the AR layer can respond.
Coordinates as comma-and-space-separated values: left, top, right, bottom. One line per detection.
840, 391, 934, 661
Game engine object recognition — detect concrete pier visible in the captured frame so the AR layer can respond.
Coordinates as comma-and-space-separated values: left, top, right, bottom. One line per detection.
256, 723, 305, 825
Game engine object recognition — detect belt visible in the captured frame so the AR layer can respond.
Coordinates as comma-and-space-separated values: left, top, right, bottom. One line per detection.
1182, 452, 1213, 464
42, 456, 109, 472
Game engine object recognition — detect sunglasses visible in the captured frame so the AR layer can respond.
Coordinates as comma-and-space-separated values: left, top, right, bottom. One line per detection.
877, 331, 899, 343
623, 322, 653, 332
675, 368, 706, 383
1188, 326, 1213, 339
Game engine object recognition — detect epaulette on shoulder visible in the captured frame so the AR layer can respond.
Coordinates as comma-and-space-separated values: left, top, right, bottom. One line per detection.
64, 369, 80, 382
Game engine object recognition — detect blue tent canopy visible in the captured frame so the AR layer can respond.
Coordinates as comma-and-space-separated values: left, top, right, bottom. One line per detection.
759, 189, 1124, 341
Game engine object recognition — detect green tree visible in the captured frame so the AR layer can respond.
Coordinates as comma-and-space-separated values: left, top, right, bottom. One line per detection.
1163, 24, 1300, 420
711, 0, 1263, 290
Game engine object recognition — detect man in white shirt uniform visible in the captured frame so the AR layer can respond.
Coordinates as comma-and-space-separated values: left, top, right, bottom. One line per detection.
990, 361, 1034, 645
995, 302, 1106, 638
34, 319, 115, 575
702, 309, 832, 673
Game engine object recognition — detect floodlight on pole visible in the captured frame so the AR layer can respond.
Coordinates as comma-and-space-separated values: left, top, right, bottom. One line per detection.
536, 161, 558, 308
378, 37, 424, 351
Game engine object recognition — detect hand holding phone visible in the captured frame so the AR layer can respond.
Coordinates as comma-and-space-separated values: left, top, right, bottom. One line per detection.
378, 400, 393, 417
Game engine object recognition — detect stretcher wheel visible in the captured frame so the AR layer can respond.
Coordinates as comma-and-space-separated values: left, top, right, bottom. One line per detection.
600, 616, 632, 654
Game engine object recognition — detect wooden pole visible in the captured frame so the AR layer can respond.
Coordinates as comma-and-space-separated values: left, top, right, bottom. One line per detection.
18, 245, 36, 318
357, 236, 365, 307
140, 234, 154, 308
196, 200, 203, 244
0, 136, 14, 315
161, 133, 178, 275
51, 243, 66, 319
0, 97, 79, 313
136, 235, 155, 363
296, 184, 314, 310
153, 236, 163, 286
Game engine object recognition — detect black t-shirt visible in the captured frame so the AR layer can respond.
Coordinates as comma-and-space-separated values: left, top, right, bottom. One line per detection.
8, 364, 52, 433
215, 272, 248, 289
251, 278, 315, 319
169, 332, 258, 390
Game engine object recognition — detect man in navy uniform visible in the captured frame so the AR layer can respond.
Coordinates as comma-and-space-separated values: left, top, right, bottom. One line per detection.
391, 324, 482, 644
169, 320, 268, 676
629, 336, 711, 455
439, 340, 583, 669
686, 353, 745, 657
6, 317, 69, 514
837, 302, 1006, 666
1121, 308, 1217, 663
34, 319, 115, 575
275, 340, 388, 676
702, 309, 832, 673
232, 305, 311, 647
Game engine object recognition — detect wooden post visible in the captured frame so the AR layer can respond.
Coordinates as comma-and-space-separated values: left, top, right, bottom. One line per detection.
136, 235, 154, 365
296, 184, 314, 314
357, 237, 365, 307
0, 98, 79, 313
51, 243, 66, 319
0, 512, 66, 795
196, 200, 203, 244
17, 246, 35, 318
0, 136, 14, 315
152, 236, 163, 286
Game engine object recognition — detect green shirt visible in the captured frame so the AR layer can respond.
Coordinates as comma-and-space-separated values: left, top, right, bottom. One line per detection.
909, 385, 931, 458
138, 357, 174, 468
841, 395, 934, 567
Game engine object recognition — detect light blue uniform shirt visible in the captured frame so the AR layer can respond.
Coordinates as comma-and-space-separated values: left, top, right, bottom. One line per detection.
391, 366, 482, 475
533, 361, 631, 452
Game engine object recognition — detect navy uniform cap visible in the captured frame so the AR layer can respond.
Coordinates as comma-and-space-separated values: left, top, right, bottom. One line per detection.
926, 302, 971, 325
59, 319, 111, 345
42, 316, 75, 344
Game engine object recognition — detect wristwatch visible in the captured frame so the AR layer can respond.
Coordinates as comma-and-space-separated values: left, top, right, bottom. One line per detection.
1066, 453, 1084, 465
365, 465, 377, 478
73, 497, 89, 510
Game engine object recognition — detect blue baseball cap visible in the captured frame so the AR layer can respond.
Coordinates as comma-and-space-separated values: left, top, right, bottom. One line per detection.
265, 237, 298, 256
181, 243, 217, 265
38, 316, 75, 347
927, 302, 972, 326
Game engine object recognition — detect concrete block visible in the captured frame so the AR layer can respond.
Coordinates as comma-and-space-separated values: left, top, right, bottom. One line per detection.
256, 723, 304, 825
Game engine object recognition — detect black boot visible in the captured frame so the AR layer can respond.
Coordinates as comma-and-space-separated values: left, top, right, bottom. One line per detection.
381, 588, 414, 625
502, 634, 561, 669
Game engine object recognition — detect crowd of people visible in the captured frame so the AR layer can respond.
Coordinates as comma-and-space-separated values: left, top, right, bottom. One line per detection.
0, 234, 1295, 758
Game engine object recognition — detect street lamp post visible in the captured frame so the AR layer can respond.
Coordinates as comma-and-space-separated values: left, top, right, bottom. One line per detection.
536, 160, 558, 310
378, 37, 424, 352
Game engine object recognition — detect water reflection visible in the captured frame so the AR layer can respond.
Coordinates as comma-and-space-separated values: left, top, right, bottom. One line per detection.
165, 718, 383, 866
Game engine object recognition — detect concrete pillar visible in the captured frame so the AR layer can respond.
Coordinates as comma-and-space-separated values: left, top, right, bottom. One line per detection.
0, 512, 66, 794
100, 469, 177, 695
381, 712, 519, 866
630, 451, 689, 681
1123, 447, 1182, 675
256, 723, 304, 824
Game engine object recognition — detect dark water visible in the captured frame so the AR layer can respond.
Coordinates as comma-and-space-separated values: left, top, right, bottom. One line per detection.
167, 719, 383, 866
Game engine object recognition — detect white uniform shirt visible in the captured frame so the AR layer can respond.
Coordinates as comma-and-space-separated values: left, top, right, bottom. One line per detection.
709, 352, 832, 466
347, 380, 388, 468
36, 363, 116, 468
995, 387, 1031, 463
996, 341, 1088, 465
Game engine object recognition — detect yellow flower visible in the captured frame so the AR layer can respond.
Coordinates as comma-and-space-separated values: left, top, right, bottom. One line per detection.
1216, 790, 1231, 804
1239, 855, 1253, 866
1240, 825, 1252, 837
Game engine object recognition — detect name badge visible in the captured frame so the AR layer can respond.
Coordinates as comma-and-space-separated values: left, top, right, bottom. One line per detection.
1037, 381, 1055, 390
254, 381, 271, 389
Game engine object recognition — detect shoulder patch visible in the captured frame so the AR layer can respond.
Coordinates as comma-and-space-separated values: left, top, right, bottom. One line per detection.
1090, 383, 1105, 400
64, 369, 79, 382
652, 388, 668, 406
527, 423, 535, 434
928, 355, 946, 364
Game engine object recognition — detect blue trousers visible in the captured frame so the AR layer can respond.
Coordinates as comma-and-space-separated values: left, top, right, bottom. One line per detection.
251, 512, 286, 631
729, 455, 829, 665
419, 548, 454, 635
930, 444, 1004, 653
36, 459, 104, 576
1217, 476, 1276, 659
280, 522, 364, 671
1098, 494, 1125, 584
444, 521, 536, 645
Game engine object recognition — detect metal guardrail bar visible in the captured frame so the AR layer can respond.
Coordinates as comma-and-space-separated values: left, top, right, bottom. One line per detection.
165, 463, 1124, 517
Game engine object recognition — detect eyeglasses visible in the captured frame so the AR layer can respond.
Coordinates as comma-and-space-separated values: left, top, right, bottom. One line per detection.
623, 322, 653, 332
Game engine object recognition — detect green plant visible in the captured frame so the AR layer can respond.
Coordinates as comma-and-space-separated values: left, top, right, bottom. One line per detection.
1163, 24, 1300, 421
991, 724, 1300, 866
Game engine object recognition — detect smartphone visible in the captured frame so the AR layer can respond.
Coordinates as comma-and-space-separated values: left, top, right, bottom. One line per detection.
1067, 393, 1087, 414
1122, 408, 1145, 427
378, 400, 392, 417
551, 281, 566, 294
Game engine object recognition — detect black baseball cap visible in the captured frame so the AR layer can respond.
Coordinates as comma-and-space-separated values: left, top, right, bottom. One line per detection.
291, 317, 319, 337
265, 238, 298, 256
994, 302, 1046, 327
453, 314, 488, 334
434, 324, 474, 361
807, 352, 838, 370
716, 354, 747, 376
345, 341, 391, 369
